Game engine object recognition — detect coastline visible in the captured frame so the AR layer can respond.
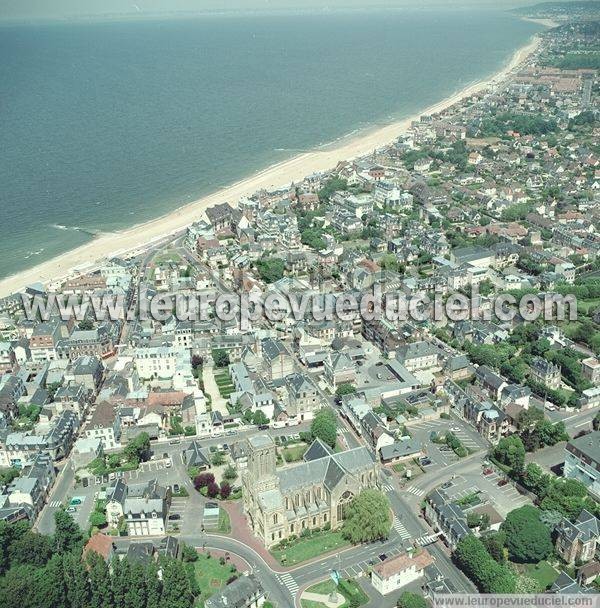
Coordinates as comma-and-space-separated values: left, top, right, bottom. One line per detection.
0, 33, 542, 299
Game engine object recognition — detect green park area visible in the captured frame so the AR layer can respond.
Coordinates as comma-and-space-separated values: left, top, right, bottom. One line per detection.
271, 529, 350, 566
193, 553, 238, 606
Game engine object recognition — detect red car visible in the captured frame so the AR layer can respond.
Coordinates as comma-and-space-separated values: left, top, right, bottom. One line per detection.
497, 479, 508, 487
483, 468, 493, 476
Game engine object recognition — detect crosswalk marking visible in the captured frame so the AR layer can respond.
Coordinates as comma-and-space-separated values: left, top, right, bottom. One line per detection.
48, 500, 62, 508
416, 533, 440, 546
405, 486, 425, 497
279, 573, 299, 598
381, 483, 394, 493
392, 516, 412, 541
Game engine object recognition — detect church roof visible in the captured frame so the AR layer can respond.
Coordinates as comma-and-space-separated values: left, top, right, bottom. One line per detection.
277, 446, 374, 493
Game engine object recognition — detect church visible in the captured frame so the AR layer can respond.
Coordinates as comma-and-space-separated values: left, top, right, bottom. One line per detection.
242, 434, 379, 548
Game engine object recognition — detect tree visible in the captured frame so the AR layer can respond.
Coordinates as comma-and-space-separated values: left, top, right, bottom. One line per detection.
89, 511, 107, 528
181, 544, 199, 563
454, 535, 516, 593
251, 410, 269, 426
211, 452, 225, 467
124, 432, 151, 465
212, 349, 230, 368
334, 383, 356, 403
397, 592, 428, 608
223, 465, 237, 481
310, 407, 337, 448
193, 473, 215, 490
517, 407, 544, 431
160, 559, 194, 608
145, 563, 163, 608
53, 510, 83, 554
255, 257, 285, 284
220, 482, 231, 500
342, 489, 392, 543
86, 552, 113, 608
481, 532, 506, 563
63, 552, 91, 608
593, 412, 600, 431
8, 530, 52, 567
191, 354, 203, 369
206, 482, 220, 499
38, 554, 68, 608
501, 505, 553, 563
493, 435, 525, 473
522, 463, 551, 497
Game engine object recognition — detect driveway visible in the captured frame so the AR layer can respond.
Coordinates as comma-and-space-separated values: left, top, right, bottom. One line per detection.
202, 364, 230, 416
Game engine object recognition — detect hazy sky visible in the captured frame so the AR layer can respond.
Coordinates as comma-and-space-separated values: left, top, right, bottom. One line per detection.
0, 0, 549, 22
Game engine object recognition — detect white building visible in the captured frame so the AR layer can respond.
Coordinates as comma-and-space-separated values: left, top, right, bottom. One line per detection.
371, 549, 434, 595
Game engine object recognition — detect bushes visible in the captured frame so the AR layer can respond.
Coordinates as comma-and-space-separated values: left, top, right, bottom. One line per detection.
454, 535, 516, 593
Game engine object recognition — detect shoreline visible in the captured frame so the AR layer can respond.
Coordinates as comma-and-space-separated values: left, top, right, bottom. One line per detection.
0, 33, 543, 298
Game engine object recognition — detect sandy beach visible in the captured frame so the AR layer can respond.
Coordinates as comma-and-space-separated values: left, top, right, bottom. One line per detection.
0, 33, 544, 299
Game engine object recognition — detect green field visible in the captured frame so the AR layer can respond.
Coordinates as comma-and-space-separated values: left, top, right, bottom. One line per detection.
193, 553, 237, 606
271, 530, 350, 566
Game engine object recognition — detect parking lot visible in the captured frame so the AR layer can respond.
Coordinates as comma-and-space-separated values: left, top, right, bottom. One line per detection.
407, 418, 488, 468
437, 468, 531, 518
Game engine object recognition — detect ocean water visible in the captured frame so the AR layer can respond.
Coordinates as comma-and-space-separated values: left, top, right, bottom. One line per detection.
0, 10, 541, 279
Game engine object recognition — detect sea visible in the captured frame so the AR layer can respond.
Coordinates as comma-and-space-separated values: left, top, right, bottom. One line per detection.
0, 9, 542, 279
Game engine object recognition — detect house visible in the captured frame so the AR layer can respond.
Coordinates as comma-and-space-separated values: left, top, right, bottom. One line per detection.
396, 341, 439, 373
581, 357, 600, 385
83, 532, 117, 563
564, 432, 600, 499
261, 338, 294, 381
371, 549, 434, 595
529, 356, 561, 390
555, 510, 600, 565
205, 575, 265, 608
123, 479, 170, 536
324, 352, 355, 389
205, 202, 234, 232
106, 479, 127, 526
72, 437, 104, 469
183, 440, 211, 471
474, 366, 507, 401
284, 373, 320, 421
379, 438, 423, 465
424, 488, 470, 550
0, 453, 55, 520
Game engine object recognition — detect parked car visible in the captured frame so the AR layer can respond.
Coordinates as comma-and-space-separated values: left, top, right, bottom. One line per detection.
66, 507, 76, 513
173, 484, 180, 494
497, 479, 508, 487
165, 460, 172, 468
70, 498, 82, 506
168, 514, 181, 520
169, 439, 181, 445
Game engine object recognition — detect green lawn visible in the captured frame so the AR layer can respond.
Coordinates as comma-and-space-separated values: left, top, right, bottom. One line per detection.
521, 560, 560, 590
271, 530, 350, 566
282, 444, 307, 463
218, 508, 231, 534
193, 554, 237, 606
301, 578, 368, 608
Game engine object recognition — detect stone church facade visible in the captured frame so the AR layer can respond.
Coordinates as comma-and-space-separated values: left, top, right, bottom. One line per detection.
242, 434, 379, 548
